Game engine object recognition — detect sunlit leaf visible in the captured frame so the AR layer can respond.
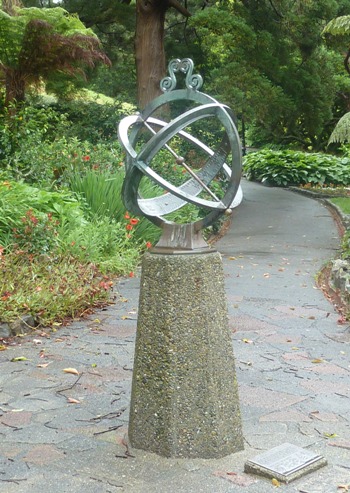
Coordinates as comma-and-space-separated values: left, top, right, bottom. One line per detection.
242, 338, 253, 344
272, 478, 281, 487
63, 367, 79, 375
67, 397, 81, 404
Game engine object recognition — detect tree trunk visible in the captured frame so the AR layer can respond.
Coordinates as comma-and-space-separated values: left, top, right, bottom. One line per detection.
135, 0, 168, 110
5, 70, 26, 109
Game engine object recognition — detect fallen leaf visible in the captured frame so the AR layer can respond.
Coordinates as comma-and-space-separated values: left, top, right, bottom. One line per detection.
292, 347, 300, 351
67, 397, 81, 404
11, 356, 29, 362
242, 338, 253, 344
308, 316, 316, 320
55, 338, 64, 342
272, 478, 281, 487
33, 339, 42, 345
311, 358, 323, 364
63, 368, 79, 375
338, 485, 350, 491
324, 432, 338, 438
263, 273, 270, 278
0, 345, 7, 351
228, 256, 237, 260
121, 315, 132, 320
37, 363, 50, 368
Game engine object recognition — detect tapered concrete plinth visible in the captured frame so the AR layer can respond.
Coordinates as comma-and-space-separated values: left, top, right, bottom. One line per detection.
129, 251, 244, 458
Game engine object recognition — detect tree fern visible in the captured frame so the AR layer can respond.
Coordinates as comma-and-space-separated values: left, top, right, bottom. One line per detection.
323, 15, 350, 36
328, 112, 350, 144
0, 7, 110, 107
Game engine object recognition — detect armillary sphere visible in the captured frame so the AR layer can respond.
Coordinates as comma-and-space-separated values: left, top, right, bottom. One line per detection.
118, 58, 242, 252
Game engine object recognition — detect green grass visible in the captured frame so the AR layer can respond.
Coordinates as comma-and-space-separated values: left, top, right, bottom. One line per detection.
330, 197, 350, 215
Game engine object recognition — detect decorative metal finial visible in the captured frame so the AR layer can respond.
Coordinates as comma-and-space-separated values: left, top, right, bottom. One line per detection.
160, 58, 203, 92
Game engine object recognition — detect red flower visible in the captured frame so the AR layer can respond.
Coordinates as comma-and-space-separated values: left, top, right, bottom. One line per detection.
130, 218, 139, 226
129, 272, 135, 278
146, 241, 152, 249
82, 155, 90, 161
1, 291, 12, 301
124, 213, 130, 219
126, 224, 133, 231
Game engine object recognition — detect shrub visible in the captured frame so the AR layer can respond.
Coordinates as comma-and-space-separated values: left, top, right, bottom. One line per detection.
0, 103, 126, 186
0, 180, 85, 253
243, 149, 350, 187
0, 252, 113, 326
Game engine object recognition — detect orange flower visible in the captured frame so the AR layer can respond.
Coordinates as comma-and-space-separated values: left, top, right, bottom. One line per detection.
129, 272, 135, 278
124, 212, 130, 219
146, 241, 152, 249
130, 218, 139, 225
126, 224, 133, 231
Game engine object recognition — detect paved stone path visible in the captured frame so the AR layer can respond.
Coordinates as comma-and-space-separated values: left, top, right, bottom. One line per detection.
0, 180, 349, 493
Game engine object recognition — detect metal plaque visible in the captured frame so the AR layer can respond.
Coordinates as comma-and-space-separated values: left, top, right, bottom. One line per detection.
244, 443, 327, 483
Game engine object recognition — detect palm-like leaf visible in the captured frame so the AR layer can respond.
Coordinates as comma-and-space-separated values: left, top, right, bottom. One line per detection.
323, 15, 350, 36
328, 112, 350, 144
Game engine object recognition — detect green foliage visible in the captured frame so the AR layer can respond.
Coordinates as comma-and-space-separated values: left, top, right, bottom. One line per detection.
0, 180, 86, 253
57, 216, 141, 275
0, 103, 127, 185
0, 252, 112, 325
0, 6, 110, 105
0, 177, 142, 280
47, 96, 135, 143
328, 112, 350, 144
323, 15, 350, 36
55, 0, 137, 100
190, 1, 342, 149
0, 7, 96, 68
243, 149, 350, 187
67, 168, 161, 245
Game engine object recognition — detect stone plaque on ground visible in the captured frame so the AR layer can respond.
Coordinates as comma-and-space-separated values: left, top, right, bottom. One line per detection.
244, 443, 327, 483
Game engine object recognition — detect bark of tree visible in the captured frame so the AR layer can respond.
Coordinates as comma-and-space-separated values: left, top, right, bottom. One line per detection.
5, 70, 26, 108
135, 0, 168, 110
135, 0, 191, 109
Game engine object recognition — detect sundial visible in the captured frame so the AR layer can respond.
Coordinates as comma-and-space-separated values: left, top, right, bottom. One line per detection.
119, 59, 244, 459
118, 58, 242, 252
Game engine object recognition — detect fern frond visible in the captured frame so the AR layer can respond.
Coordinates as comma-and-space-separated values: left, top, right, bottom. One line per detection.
328, 112, 350, 144
323, 16, 350, 36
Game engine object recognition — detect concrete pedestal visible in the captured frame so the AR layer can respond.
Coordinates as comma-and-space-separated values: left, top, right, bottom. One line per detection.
128, 251, 244, 458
